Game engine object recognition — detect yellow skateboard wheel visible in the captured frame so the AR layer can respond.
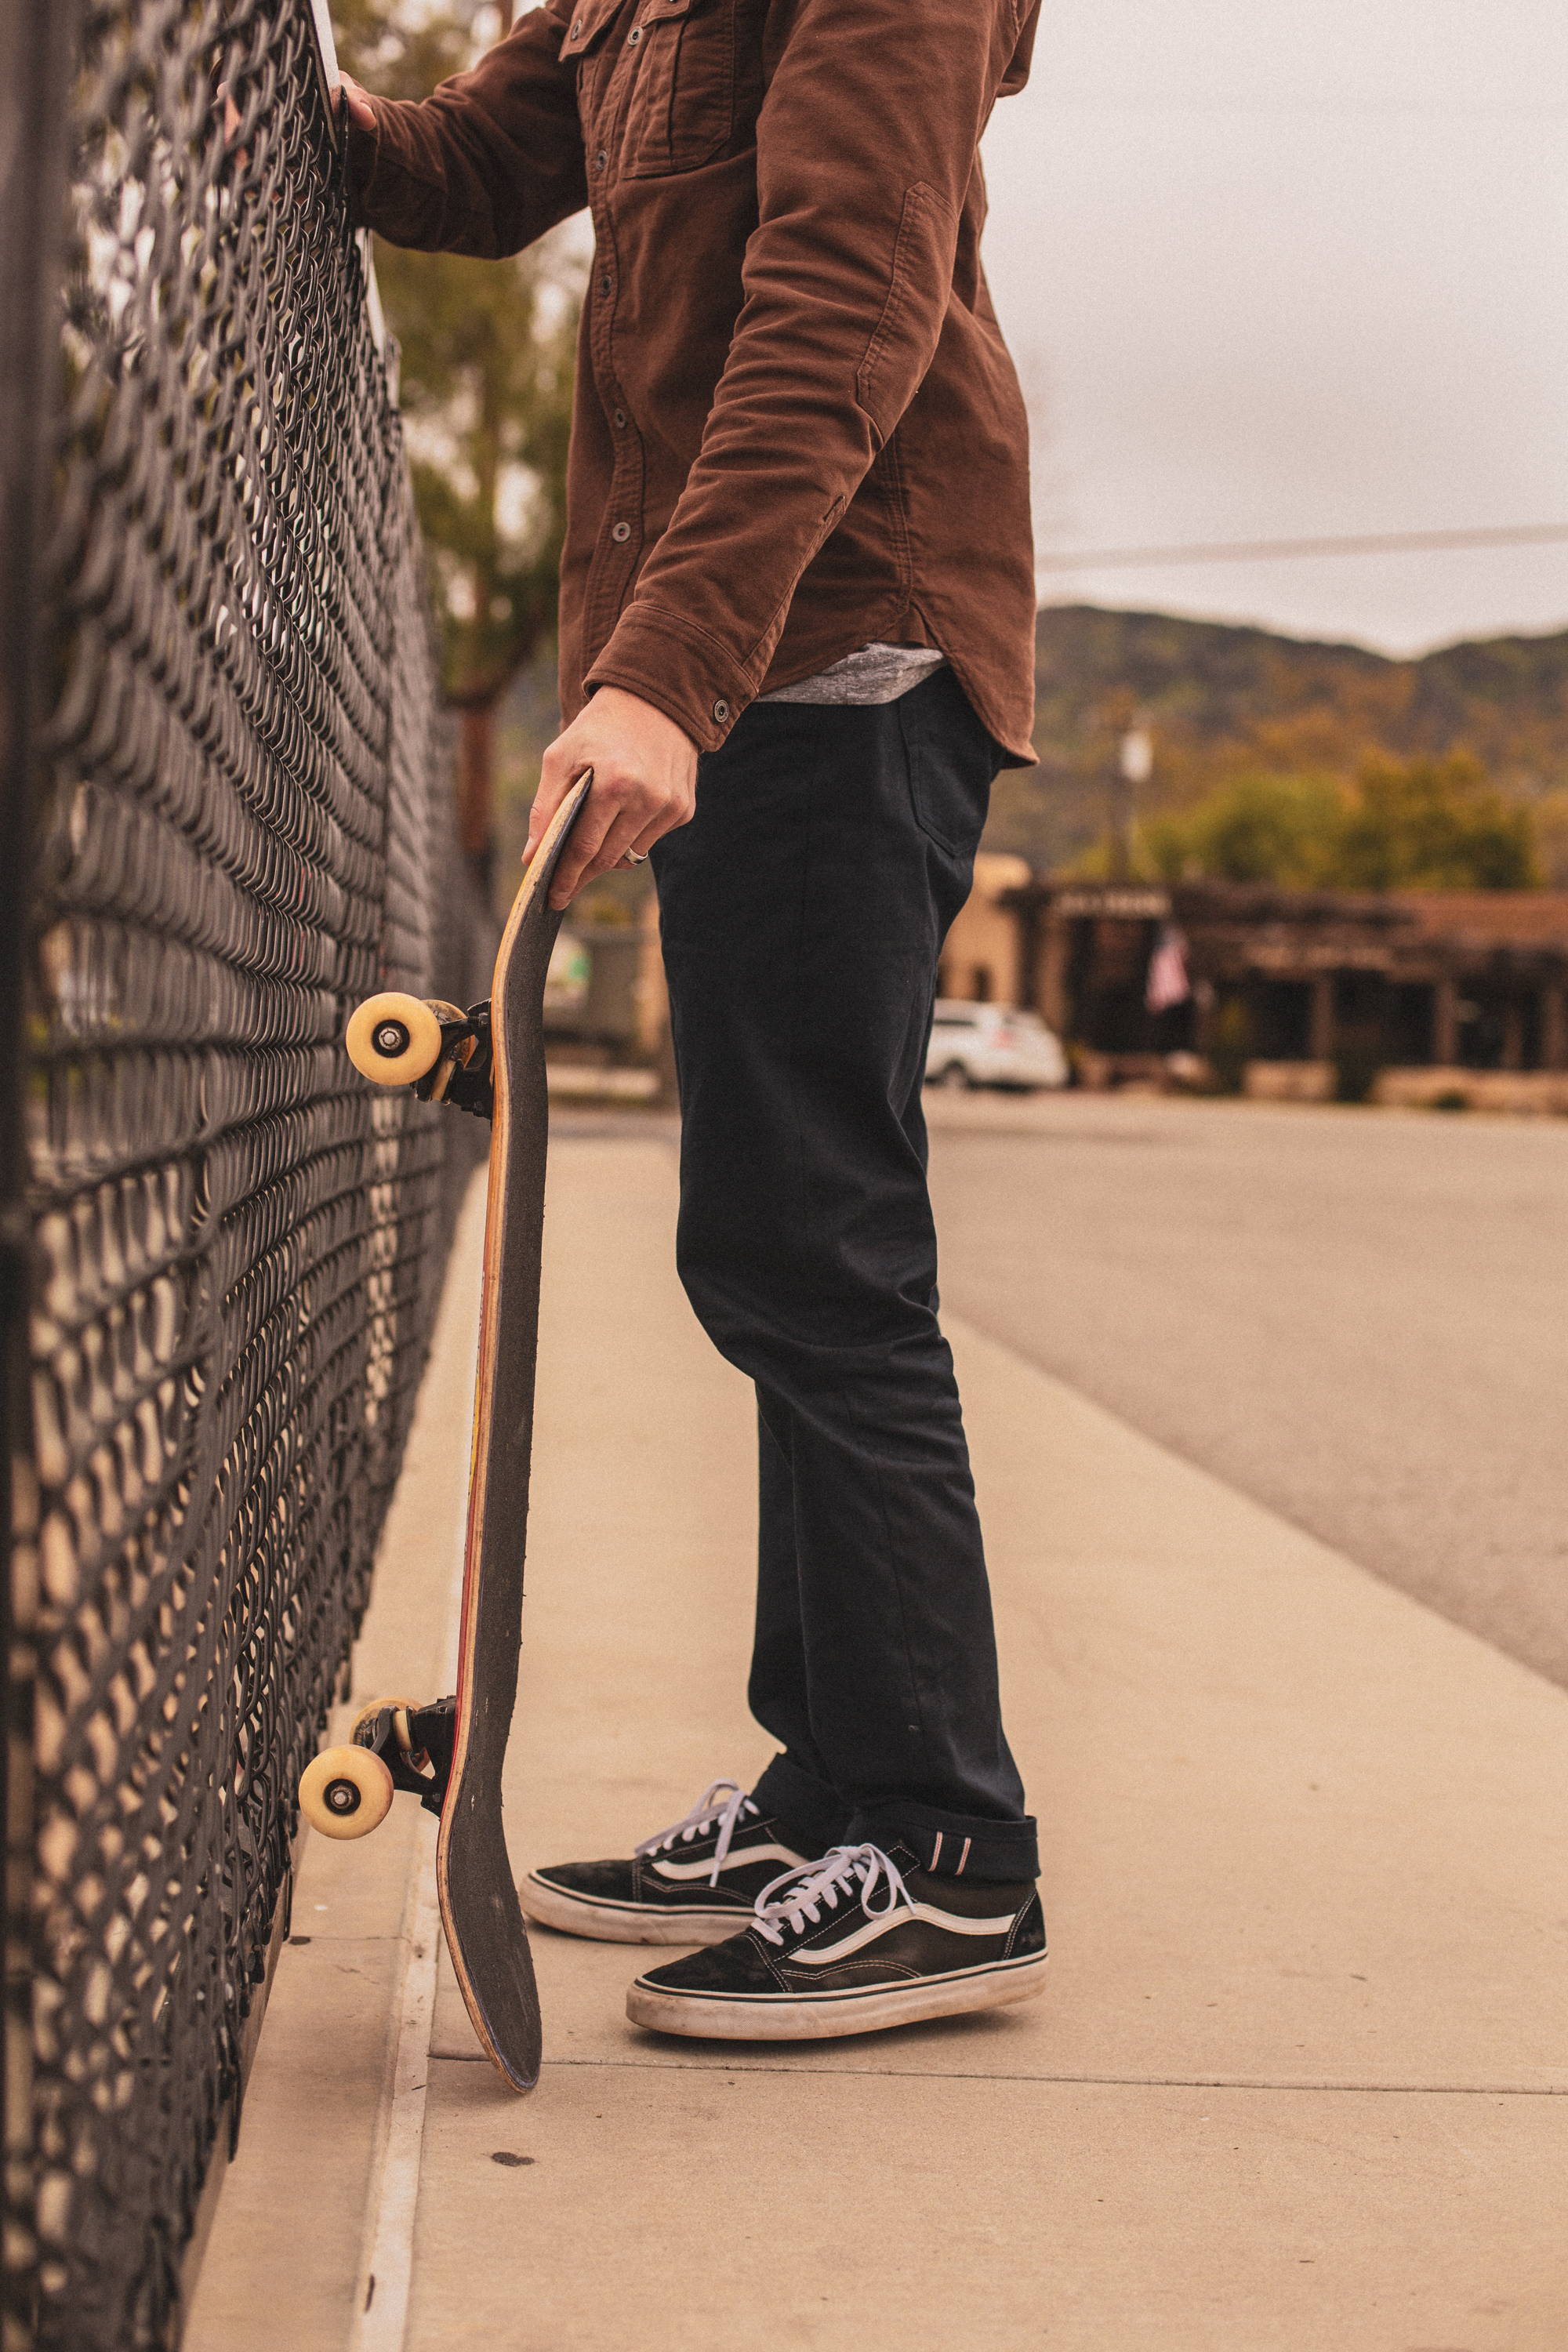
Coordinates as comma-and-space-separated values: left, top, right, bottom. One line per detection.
299, 1744, 395, 1839
345, 993, 444, 1087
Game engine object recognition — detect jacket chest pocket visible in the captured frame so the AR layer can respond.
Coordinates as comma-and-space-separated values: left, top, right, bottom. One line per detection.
620, 0, 736, 177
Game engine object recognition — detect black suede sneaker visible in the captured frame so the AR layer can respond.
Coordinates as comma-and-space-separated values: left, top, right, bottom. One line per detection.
519, 1780, 825, 1945
625, 1842, 1047, 2039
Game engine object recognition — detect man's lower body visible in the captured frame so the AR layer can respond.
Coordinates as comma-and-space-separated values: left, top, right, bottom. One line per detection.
521, 670, 1044, 2036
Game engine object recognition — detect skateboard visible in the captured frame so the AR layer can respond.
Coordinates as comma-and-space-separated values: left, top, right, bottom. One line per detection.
297, 774, 591, 2092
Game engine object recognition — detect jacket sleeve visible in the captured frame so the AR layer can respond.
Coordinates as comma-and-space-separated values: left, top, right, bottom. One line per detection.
584, 0, 1029, 748
343, 8, 586, 258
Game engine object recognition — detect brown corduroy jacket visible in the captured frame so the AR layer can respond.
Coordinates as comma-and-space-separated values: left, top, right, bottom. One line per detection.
345, 0, 1041, 763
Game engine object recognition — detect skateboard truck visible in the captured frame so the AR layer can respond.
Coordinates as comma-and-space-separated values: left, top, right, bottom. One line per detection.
297, 1695, 459, 1839
344, 993, 496, 1120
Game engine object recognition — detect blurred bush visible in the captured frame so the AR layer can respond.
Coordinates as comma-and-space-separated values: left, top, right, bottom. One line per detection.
1134, 753, 1538, 891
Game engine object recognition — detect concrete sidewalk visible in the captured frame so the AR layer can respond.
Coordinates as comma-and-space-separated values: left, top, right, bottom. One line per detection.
189, 1132, 1568, 2352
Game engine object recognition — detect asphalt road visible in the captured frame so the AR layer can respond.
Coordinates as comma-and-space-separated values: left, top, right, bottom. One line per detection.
924, 1090, 1568, 1692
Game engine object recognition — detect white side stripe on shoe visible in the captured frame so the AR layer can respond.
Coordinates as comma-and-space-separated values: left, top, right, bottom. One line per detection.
789, 1900, 1017, 1967
649, 1843, 806, 1882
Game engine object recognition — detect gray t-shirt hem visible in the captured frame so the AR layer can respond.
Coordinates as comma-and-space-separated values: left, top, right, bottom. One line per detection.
757, 643, 946, 707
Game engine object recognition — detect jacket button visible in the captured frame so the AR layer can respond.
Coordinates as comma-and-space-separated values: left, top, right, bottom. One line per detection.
613, 408, 627, 427
598, 274, 612, 296
713, 699, 731, 723
570, 17, 583, 34
593, 149, 608, 172
627, 22, 644, 41
612, 521, 632, 543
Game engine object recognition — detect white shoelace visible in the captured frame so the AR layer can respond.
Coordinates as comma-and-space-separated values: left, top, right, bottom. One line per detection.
752, 1842, 909, 1946
634, 1778, 758, 1887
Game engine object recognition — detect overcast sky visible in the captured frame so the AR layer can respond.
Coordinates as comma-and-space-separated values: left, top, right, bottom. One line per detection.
978, 0, 1568, 653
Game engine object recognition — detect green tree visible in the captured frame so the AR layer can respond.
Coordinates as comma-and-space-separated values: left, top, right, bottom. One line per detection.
1532, 788, 1568, 887
1140, 772, 1345, 887
1334, 753, 1537, 890
1123, 754, 1538, 891
334, 1, 583, 882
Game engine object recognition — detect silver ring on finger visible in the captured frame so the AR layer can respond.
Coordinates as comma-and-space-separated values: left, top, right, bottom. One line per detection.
619, 848, 648, 867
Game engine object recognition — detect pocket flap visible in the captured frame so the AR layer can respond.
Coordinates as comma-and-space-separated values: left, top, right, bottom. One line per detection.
557, 0, 625, 59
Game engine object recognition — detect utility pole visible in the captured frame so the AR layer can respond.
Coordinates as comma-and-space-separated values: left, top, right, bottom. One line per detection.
1110, 724, 1152, 880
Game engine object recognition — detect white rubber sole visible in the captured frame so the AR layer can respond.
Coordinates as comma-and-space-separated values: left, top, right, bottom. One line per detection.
626, 1951, 1049, 2041
518, 1871, 747, 1946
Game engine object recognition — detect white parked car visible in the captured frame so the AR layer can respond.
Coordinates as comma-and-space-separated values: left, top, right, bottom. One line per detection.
925, 1001, 1069, 1092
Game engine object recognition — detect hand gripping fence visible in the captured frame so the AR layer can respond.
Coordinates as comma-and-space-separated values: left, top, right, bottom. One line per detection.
2, 5, 492, 2343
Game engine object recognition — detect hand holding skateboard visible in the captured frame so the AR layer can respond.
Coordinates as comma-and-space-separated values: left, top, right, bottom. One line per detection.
528, 690, 698, 906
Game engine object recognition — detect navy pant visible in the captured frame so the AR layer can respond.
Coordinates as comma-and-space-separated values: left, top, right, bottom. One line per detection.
651, 669, 1037, 1883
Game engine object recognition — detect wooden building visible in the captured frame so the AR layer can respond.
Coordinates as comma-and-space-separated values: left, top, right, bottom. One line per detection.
957, 878, 1568, 1098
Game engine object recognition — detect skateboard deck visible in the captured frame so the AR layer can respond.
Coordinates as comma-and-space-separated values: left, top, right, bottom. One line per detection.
300, 775, 590, 2092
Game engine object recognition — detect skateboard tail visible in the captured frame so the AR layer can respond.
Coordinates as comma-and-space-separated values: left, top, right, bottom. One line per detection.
437, 1801, 543, 2092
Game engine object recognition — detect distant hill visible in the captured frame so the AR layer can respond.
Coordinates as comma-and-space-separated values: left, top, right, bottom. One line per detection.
988, 606, 1568, 876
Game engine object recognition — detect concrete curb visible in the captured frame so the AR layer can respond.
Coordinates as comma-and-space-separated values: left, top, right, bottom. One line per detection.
184, 1178, 486, 2352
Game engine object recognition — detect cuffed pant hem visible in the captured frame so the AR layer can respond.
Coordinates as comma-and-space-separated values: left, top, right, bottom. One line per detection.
752, 1759, 1039, 1883
847, 1798, 1040, 1883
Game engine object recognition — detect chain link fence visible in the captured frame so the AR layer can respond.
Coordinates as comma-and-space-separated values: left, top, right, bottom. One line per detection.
2, 4, 491, 2342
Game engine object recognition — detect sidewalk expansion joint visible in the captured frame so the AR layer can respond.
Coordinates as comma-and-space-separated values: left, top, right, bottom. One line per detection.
430, 2052, 1567, 2095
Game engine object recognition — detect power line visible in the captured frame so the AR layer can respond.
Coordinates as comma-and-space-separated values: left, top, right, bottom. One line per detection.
1029, 97, 1568, 118
1036, 523, 1568, 573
